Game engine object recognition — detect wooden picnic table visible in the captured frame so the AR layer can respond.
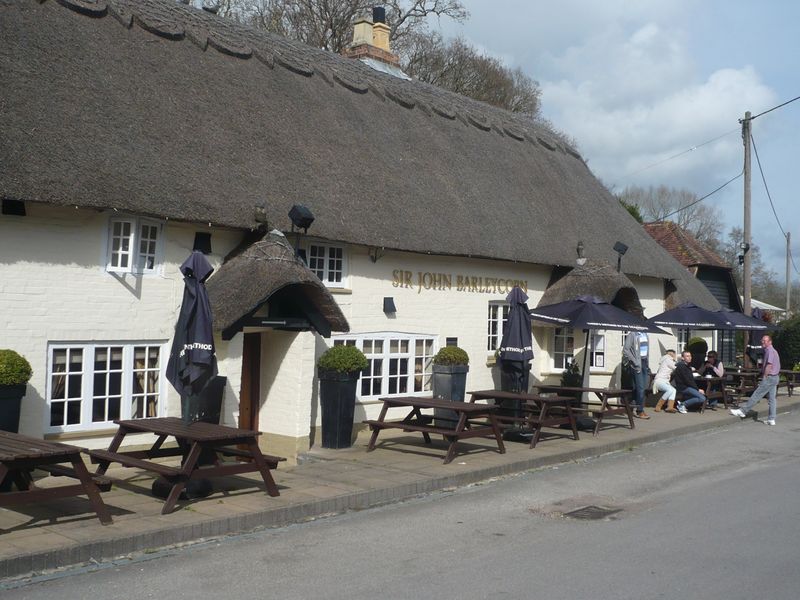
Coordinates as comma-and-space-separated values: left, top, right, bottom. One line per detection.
467, 389, 579, 448
89, 417, 283, 514
364, 396, 506, 464
696, 376, 730, 409
727, 371, 759, 399
534, 385, 635, 436
0, 431, 112, 524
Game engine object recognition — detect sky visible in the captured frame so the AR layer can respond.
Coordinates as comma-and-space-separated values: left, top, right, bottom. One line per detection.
433, 0, 799, 289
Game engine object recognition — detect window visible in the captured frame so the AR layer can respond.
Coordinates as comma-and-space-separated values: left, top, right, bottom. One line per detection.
106, 217, 163, 274
677, 329, 690, 351
308, 243, 346, 287
552, 327, 574, 370
487, 302, 510, 352
332, 333, 436, 399
47, 342, 165, 432
589, 332, 605, 369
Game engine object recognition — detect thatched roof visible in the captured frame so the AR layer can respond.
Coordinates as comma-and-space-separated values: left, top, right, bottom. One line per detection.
206, 231, 349, 339
1, 0, 719, 300
539, 262, 644, 314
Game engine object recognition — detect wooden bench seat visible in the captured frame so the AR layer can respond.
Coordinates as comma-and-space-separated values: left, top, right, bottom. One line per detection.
36, 463, 113, 491
89, 449, 183, 477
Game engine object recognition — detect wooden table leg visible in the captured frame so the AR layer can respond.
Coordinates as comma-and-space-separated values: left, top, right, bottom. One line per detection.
443, 412, 468, 464
566, 403, 579, 441
71, 455, 112, 525
530, 403, 545, 449
367, 402, 390, 451
245, 439, 280, 497
162, 442, 203, 514
593, 394, 607, 436
488, 413, 506, 455
95, 427, 128, 475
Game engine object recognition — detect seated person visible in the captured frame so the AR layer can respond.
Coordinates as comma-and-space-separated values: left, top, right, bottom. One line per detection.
653, 349, 678, 413
700, 350, 724, 408
672, 350, 706, 412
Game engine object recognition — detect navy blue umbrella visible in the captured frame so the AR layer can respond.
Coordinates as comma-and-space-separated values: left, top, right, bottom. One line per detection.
719, 308, 770, 331
531, 295, 665, 333
166, 251, 218, 423
498, 287, 534, 393
647, 302, 734, 330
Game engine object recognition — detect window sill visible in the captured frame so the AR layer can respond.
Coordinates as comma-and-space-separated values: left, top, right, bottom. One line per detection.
327, 287, 352, 295
44, 428, 119, 441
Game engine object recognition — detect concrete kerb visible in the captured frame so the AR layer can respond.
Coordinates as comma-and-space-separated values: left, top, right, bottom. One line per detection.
2, 398, 799, 583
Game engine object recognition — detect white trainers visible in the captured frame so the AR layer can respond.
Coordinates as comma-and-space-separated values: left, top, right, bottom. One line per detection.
677, 404, 688, 414
764, 419, 776, 426
729, 408, 746, 418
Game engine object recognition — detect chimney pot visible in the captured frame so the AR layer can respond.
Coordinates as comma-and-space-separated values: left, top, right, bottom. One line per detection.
372, 6, 386, 24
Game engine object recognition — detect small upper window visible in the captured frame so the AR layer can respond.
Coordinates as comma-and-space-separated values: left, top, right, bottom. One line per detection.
308, 243, 346, 287
107, 217, 162, 274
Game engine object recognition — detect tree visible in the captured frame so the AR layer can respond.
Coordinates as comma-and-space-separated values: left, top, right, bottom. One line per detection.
618, 185, 721, 247
211, 0, 467, 54
400, 33, 541, 117
618, 198, 643, 223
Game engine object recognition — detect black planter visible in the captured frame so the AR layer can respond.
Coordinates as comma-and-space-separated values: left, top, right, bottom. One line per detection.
432, 364, 469, 427
318, 369, 359, 449
0, 384, 26, 492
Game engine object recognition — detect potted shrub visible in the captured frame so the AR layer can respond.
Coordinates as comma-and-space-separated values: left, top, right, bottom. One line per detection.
317, 345, 368, 449
686, 337, 708, 369
0, 349, 33, 433
432, 346, 470, 426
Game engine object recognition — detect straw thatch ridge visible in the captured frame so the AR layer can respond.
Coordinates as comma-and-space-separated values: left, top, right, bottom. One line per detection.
539, 261, 645, 313
0, 0, 719, 302
206, 232, 349, 338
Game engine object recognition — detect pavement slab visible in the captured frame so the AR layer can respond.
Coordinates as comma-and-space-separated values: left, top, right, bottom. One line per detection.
1, 394, 798, 582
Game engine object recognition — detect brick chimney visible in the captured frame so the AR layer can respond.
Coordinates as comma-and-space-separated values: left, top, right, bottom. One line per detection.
342, 6, 400, 68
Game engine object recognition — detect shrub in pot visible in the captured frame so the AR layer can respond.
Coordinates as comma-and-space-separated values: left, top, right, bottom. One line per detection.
317, 345, 368, 449
0, 349, 32, 491
0, 349, 33, 433
432, 346, 469, 426
686, 337, 708, 369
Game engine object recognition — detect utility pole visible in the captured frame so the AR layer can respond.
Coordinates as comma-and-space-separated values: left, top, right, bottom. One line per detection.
741, 111, 752, 317
786, 231, 792, 315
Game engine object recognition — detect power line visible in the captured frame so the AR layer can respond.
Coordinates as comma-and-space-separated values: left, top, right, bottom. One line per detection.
658, 170, 743, 221
618, 128, 739, 180
750, 133, 799, 275
744, 94, 800, 122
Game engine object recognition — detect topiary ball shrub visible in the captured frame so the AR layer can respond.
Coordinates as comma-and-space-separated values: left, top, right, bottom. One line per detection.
432, 346, 469, 366
317, 344, 368, 374
686, 337, 708, 369
0, 349, 33, 386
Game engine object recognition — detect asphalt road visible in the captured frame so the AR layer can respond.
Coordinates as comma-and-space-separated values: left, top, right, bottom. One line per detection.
5, 412, 800, 599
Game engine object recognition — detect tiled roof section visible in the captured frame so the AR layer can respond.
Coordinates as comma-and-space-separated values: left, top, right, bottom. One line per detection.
643, 222, 728, 269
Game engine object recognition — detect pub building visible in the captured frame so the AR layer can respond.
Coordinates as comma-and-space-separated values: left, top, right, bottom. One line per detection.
0, 0, 719, 461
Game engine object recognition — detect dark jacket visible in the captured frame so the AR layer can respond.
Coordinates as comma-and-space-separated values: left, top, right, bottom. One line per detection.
672, 360, 699, 393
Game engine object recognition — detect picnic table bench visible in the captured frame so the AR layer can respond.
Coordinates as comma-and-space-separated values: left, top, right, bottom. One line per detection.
695, 375, 730, 410
89, 417, 284, 514
534, 385, 634, 436
364, 396, 505, 464
467, 389, 579, 448
0, 430, 112, 524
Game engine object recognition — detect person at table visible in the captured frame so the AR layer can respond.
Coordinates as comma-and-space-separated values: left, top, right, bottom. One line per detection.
730, 335, 781, 425
623, 330, 650, 419
699, 350, 724, 409
673, 350, 706, 412
653, 349, 678, 413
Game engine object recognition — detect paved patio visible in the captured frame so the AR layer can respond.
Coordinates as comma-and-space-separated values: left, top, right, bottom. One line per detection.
2, 394, 798, 582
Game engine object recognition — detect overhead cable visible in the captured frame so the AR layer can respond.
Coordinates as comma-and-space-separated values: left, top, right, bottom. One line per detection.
658, 171, 743, 221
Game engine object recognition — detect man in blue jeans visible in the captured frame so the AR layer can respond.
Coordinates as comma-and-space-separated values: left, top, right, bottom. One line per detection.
673, 350, 706, 411
730, 335, 781, 425
623, 330, 651, 419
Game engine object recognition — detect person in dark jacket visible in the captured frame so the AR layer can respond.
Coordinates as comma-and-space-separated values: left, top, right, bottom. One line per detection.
673, 350, 706, 411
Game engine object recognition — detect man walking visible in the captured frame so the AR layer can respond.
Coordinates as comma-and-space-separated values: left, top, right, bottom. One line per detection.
730, 335, 781, 425
623, 330, 650, 419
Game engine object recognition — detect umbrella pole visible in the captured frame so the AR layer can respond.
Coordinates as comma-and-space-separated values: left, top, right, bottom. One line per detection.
581, 330, 591, 404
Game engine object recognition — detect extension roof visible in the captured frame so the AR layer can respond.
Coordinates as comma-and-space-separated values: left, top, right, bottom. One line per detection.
643, 222, 728, 269
1, 0, 718, 308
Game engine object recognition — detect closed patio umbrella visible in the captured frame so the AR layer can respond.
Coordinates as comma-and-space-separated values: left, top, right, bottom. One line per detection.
498, 286, 534, 393
166, 251, 218, 424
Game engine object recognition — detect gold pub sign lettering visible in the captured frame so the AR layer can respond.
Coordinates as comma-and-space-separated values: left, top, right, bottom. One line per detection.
392, 270, 528, 294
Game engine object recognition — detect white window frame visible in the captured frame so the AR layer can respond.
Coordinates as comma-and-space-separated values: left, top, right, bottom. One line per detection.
46, 341, 167, 433
589, 331, 606, 371
487, 301, 510, 354
105, 216, 164, 274
307, 242, 347, 288
677, 328, 691, 351
332, 332, 436, 400
551, 327, 575, 371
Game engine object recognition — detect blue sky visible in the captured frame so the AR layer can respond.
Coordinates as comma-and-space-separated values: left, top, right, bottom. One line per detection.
435, 0, 798, 286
